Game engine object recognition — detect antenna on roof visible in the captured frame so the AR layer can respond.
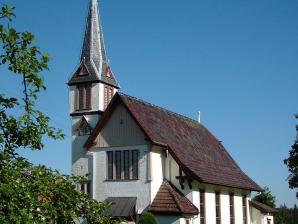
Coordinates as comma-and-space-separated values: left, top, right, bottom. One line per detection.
198, 111, 201, 123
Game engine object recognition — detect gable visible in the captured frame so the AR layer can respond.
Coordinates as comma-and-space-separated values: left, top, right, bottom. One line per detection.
95, 103, 148, 147
86, 93, 262, 192
76, 116, 92, 136
118, 93, 262, 192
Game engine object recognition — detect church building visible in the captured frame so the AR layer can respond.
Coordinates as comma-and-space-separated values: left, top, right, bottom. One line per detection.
68, 1, 278, 223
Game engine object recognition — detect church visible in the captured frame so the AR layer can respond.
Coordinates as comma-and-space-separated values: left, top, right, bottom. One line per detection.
68, 1, 278, 223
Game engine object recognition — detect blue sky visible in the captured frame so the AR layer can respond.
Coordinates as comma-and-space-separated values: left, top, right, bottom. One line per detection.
1, 0, 297, 207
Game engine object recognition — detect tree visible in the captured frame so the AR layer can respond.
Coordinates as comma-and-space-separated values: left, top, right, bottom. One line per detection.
254, 186, 276, 208
139, 212, 158, 224
284, 114, 298, 198
0, 4, 113, 223
275, 204, 287, 224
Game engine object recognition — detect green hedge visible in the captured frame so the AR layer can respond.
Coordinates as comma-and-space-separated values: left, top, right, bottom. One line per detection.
139, 212, 158, 224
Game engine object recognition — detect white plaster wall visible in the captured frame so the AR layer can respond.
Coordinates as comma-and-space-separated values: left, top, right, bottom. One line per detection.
205, 191, 216, 224
161, 151, 256, 224
150, 146, 164, 202
69, 85, 76, 113
264, 215, 274, 224
245, 197, 251, 224
250, 206, 262, 224
98, 83, 104, 111
168, 154, 181, 190
71, 114, 100, 175
92, 83, 100, 111
92, 145, 150, 214
220, 192, 230, 224
234, 193, 243, 224
176, 186, 199, 224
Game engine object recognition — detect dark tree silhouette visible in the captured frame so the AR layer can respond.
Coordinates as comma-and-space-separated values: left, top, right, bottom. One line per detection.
284, 114, 298, 198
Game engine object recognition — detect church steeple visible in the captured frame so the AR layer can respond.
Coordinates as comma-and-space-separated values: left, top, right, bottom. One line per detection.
68, 0, 119, 88
69, 0, 119, 184
81, 0, 107, 74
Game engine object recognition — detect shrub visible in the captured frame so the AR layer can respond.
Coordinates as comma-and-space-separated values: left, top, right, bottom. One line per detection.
139, 212, 157, 224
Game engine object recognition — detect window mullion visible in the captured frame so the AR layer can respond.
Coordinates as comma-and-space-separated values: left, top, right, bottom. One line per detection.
113, 151, 116, 180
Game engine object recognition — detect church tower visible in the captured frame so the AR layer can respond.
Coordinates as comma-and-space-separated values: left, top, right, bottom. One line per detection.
68, 0, 119, 179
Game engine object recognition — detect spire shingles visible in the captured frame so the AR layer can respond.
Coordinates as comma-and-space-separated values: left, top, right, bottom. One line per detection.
68, 0, 119, 88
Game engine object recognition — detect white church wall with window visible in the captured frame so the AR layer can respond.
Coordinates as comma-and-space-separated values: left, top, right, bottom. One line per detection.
92, 145, 150, 214
162, 151, 254, 224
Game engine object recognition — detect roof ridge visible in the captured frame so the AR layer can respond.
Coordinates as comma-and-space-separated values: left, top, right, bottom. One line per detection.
119, 92, 202, 125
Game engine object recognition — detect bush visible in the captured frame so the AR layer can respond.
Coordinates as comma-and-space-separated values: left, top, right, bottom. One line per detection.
139, 212, 157, 224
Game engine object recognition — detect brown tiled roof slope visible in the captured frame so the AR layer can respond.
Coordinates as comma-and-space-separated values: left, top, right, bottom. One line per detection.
148, 181, 198, 215
119, 93, 262, 191
250, 200, 279, 214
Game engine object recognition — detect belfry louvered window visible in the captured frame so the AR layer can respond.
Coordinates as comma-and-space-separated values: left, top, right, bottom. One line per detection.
76, 84, 91, 110
104, 85, 114, 109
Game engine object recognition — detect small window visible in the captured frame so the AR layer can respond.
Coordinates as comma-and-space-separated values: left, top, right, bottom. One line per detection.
185, 218, 191, 224
229, 193, 235, 224
216, 192, 221, 224
200, 190, 205, 224
77, 117, 92, 136
106, 150, 139, 180
78, 122, 91, 136
243, 195, 247, 224
76, 84, 92, 110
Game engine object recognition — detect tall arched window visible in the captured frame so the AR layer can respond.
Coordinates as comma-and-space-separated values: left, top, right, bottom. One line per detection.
76, 84, 91, 110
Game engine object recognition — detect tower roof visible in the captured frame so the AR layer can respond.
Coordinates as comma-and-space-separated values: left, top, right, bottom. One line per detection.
68, 0, 119, 88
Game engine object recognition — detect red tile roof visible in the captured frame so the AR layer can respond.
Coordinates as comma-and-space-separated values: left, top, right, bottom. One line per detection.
250, 200, 279, 214
148, 181, 199, 215
85, 93, 262, 191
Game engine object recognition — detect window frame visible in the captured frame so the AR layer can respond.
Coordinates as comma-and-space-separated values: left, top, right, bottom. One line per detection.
106, 150, 139, 181
200, 189, 205, 224
229, 193, 235, 224
215, 192, 221, 224
78, 121, 92, 136
76, 84, 92, 110
242, 195, 247, 224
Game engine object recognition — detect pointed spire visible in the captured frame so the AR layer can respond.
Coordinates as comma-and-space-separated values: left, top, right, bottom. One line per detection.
81, 0, 107, 72
68, 0, 119, 88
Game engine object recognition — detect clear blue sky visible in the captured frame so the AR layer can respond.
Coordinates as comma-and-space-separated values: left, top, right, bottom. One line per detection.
1, 0, 297, 207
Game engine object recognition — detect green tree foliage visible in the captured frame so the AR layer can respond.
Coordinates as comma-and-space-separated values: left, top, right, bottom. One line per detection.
139, 212, 158, 224
275, 204, 298, 224
0, 4, 114, 223
284, 115, 298, 198
254, 186, 276, 208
